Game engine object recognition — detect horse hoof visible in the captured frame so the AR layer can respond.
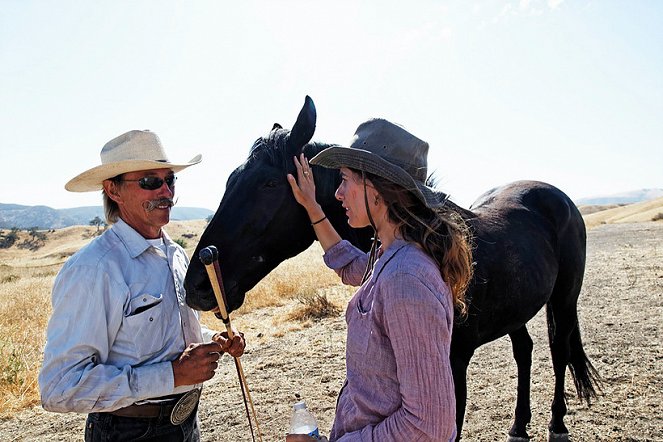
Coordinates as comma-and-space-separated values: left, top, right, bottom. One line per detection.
506, 436, 530, 442
548, 431, 569, 442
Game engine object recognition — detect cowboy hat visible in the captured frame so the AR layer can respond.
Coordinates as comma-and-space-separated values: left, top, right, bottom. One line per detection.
310, 118, 447, 208
65, 130, 202, 192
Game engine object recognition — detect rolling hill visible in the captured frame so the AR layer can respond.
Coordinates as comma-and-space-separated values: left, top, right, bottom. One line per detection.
581, 196, 663, 229
0, 203, 214, 229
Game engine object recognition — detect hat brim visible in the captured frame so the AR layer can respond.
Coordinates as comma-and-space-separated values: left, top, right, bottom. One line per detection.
310, 147, 446, 208
65, 154, 202, 192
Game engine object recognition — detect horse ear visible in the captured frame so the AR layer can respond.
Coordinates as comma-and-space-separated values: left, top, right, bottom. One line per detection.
286, 95, 316, 156
272, 123, 282, 131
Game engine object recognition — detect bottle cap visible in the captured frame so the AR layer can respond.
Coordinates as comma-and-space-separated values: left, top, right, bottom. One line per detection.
293, 400, 307, 411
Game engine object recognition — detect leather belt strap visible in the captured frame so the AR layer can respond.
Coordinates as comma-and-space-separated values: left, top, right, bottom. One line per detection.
109, 388, 200, 424
110, 401, 177, 419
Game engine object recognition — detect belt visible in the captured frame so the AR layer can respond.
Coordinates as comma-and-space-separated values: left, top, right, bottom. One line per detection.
110, 400, 179, 419
109, 388, 201, 425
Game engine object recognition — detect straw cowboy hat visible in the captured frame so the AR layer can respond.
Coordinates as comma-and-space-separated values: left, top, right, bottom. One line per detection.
310, 118, 447, 208
65, 130, 202, 192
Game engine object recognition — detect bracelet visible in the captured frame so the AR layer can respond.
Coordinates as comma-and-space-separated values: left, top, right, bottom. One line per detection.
311, 215, 327, 226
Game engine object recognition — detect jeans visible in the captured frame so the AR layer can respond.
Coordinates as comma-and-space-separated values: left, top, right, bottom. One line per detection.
85, 406, 200, 442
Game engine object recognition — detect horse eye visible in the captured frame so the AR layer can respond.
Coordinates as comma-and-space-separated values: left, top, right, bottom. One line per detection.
264, 179, 279, 188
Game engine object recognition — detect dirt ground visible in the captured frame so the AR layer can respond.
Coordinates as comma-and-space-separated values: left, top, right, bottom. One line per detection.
1, 222, 661, 441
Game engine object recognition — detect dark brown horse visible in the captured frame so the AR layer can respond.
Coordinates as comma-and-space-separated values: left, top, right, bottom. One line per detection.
184, 96, 600, 441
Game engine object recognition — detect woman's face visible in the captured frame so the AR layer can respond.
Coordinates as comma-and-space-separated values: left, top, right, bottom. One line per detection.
335, 167, 378, 228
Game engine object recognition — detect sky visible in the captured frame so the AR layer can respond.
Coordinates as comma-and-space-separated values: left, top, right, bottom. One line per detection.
1, 1, 661, 211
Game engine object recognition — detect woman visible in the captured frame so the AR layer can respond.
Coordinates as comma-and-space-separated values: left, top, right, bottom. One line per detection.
285, 118, 473, 441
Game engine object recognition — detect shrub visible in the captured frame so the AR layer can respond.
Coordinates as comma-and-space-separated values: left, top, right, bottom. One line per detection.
0, 230, 19, 249
652, 212, 663, 222
287, 294, 341, 322
174, 238, 188, 248
1, 275, 20, 284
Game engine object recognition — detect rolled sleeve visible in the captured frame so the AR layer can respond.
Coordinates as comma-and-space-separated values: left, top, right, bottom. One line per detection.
323, 240, 369, 287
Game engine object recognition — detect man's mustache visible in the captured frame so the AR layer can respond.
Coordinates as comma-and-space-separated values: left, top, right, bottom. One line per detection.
143, 198, 176, 212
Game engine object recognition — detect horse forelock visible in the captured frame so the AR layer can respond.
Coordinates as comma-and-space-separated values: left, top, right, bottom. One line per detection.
247, 128, 291, 170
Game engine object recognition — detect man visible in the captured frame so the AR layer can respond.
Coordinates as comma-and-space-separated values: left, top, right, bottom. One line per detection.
39, 130, 244, 441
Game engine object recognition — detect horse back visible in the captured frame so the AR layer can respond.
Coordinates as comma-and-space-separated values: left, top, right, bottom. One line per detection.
459, 181, 586, 345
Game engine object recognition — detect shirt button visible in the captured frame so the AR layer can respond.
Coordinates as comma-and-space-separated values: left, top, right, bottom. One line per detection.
149, 317, 154, 322
143, 297, 147, 302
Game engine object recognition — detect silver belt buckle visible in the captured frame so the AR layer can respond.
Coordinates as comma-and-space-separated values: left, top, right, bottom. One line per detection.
170, 388, 201, 425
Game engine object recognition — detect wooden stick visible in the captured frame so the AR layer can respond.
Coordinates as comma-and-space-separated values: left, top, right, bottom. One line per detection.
200, 246, 264, 442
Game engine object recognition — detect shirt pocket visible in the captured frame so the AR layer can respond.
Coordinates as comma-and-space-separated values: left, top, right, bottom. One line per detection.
346, 309, 372, 358
123, 293, 168, 358
127, 293, 163, 315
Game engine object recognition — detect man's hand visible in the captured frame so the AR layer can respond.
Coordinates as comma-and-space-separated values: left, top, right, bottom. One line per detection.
212, 327, 246, 358
171, 342, 223, 387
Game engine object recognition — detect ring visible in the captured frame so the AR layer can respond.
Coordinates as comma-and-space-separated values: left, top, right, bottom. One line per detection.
303, 171, 310, 177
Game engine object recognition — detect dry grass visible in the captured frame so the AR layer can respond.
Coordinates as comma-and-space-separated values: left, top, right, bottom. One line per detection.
0, 263, 57, 417
236, 244, 341, 313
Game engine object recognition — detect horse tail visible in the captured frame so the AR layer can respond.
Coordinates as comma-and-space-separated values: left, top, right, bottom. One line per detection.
546, 307, 602, 404
567, 320, 602, 404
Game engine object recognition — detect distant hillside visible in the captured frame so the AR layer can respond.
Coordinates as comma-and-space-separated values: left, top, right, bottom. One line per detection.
577, 204, 626, 216
575, 188, 663, 205
0, 203, 214, 229
583, 196, 663, 229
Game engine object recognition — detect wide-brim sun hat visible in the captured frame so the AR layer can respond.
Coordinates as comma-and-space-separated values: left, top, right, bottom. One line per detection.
65, 129, 202, 192
310, 118, 447, 208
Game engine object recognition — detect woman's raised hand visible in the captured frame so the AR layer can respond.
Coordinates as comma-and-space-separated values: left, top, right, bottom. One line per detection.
286, 153, 341, 252
287, 153, 320, 213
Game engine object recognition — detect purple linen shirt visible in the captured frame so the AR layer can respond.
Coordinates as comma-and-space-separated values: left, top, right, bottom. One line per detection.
324, 239, 456, 442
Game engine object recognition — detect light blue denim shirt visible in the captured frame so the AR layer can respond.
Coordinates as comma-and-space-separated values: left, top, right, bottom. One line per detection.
324, 239, 457, 442
39, 219, 215, 413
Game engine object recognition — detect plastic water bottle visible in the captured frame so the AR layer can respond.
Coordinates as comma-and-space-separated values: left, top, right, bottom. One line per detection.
289, 400, 320, 438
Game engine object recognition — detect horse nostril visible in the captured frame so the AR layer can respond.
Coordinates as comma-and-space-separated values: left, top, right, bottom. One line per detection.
251, 256, 265, 264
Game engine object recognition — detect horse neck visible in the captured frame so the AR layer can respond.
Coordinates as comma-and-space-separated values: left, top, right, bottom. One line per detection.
444, 199, 477, 221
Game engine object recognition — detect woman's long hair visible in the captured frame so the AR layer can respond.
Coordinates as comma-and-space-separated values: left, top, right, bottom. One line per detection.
363, 171, 474, 318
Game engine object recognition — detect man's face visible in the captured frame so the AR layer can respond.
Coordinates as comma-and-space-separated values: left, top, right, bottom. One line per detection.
104, 168, 176, 239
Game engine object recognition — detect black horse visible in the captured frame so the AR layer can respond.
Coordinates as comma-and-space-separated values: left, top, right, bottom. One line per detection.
184, 96, 600, 441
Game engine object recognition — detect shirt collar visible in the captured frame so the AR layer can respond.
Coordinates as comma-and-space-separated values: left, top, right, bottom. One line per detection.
112, 219, 172, 259
372, 238, 409, 278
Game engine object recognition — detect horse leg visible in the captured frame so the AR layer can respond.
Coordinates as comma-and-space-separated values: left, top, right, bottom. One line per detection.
506, 325, 533, 442
450, 344, 474, 441
546, 302, 573, 441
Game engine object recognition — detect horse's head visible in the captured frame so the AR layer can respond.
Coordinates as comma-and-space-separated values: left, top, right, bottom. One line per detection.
185, 96, 336, 312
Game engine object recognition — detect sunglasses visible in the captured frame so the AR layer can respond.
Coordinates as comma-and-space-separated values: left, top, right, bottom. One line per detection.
120, 175, 177, 190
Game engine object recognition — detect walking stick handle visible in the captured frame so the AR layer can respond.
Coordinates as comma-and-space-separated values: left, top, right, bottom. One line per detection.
199, 246, 235, 337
